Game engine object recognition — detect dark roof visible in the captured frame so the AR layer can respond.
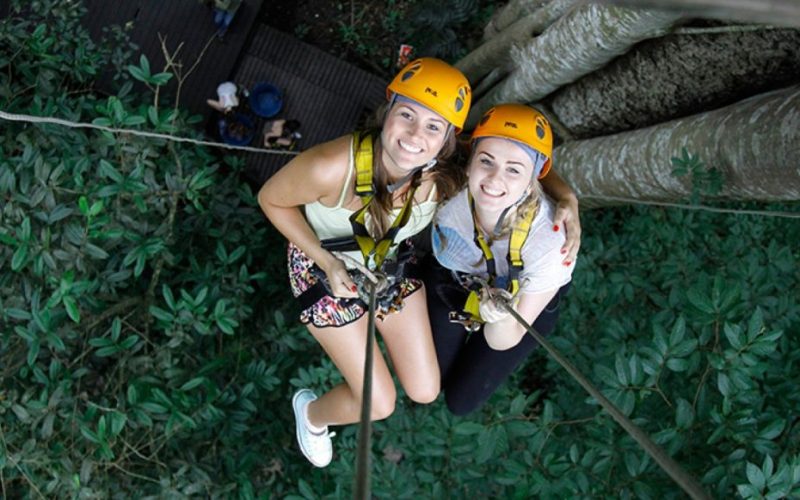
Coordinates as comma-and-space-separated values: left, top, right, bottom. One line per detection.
79, 1, 387, 185
82, 0, 262, 119
234, 26, 386, 185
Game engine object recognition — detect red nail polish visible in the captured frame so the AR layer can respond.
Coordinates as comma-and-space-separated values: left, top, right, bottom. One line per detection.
560, 248, 567, 254
351, 285, 358, 292
553, 225, 559, 232
564, 261, 571, 266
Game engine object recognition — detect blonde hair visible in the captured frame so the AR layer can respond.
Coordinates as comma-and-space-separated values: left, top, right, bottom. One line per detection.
492, 181, 542, 239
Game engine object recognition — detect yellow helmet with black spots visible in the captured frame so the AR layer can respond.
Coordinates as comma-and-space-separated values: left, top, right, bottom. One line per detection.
471, 104, 553, 178
387, 57, 471, 132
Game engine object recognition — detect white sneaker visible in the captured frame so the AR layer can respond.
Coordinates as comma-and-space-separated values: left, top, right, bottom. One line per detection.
292, 389, 335, 467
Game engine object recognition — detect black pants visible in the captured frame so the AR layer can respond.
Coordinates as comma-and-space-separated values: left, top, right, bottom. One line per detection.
423, 255, 570, 416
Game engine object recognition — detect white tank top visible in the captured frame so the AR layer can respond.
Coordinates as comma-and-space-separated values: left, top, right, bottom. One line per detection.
304, 135, 438, 265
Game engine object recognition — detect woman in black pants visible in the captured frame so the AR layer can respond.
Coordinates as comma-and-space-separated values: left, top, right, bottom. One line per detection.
424, 104, 578, 416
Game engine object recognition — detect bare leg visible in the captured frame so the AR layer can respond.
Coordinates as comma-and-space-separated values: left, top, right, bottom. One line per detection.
377, 285, 440, 404
305, 315, 397, 428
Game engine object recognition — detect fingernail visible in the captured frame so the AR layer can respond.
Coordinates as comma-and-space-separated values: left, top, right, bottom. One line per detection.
560, 248, 567, 254
351, 285, 358, 292
564, 261, 571, 266
553, 225, 559, 232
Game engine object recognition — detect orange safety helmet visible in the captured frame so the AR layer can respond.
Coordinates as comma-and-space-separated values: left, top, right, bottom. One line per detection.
387, 58, 471, 132
471, 104, 553, 178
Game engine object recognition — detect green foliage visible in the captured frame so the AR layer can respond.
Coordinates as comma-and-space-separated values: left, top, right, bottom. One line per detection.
3, 1, 800, 498
328, 0, 495, 77
0, 1, 314, 497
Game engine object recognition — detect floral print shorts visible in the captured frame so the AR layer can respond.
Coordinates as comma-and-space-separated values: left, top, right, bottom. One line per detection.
287, 242, 422, 328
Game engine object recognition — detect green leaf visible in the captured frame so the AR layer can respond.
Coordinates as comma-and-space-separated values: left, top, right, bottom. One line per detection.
80, 425, 100, 444
723, 323, 744, 350
85, 243, 109, 259
6, 308, 31, 320
110, 412, 127, 435
89, 200, 103, 217
139, 54, 151, 76
666, 358, 688, 372
11, 245, 28, 271
717, 372, 731, 397
149, 306, 174, 322
669, 316, 686, 346
120, 335, 139, 350
63, 296, 80, 323
675, 398, 694, 428
78, 196, 89, 215
615, 354, 628, 385
95, 345, 119, 357
180, 377, 205, 391
150, 72, 173, 85
746, 461, 766, 491
99, 159, 123, 182
453, 421, 483, 436
128, 64, 145, 82
21, 216, 31, 240
759, 419, 785, 440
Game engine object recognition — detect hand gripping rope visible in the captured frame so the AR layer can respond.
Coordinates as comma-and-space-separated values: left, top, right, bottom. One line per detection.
481, 286, 711, 500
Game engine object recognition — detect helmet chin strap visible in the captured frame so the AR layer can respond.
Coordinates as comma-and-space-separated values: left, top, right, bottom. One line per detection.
387, 158, 437, 193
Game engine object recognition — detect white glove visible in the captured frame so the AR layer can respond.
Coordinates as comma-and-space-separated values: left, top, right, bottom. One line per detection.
479, 288, 517, 324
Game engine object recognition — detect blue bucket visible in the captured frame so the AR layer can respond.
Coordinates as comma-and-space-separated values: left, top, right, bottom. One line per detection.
219, 113, 255, 146
250, 82, 283, 118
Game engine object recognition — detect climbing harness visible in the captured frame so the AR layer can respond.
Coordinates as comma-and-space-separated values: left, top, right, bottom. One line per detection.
348, 131, 421, 272
297, 131, 424, 315
448, 192, 537, 331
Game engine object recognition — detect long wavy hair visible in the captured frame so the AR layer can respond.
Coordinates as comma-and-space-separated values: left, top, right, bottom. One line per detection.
359, 102, 464, 239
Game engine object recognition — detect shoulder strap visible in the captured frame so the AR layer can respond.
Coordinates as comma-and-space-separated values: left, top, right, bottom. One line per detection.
353, 131, 374, 198
348, 131, 420, 271
507, 203, 537, 295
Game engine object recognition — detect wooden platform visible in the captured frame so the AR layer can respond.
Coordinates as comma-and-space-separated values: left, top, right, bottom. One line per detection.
234, 25, 386, 185
78, 1, 388, 186
82, 0, 263, 119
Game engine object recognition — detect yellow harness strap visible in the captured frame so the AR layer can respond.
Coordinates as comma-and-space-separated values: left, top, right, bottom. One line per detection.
349, 132, 420, 271
462, 192, 537, 322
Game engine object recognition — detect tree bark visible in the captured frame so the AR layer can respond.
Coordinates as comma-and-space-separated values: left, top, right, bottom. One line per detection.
483, 0, 550, 39
467, 4, 681, 128
549, 27, 800, 138
596, 0, 800, 28
457, 0, 577, 84
553, 85, 800, 207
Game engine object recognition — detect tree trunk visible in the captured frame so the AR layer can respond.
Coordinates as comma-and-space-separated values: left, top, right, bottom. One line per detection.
457, 0, 577, 84
467, 4, 681, 128
483, 0, 550, 39
597, 0, 800, 28
549, 27, 800, 138
553, 85, 800, 207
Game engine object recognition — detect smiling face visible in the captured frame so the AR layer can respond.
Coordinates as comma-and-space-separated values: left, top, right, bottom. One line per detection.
468, 137, 535, 215
380, 98, 449, 177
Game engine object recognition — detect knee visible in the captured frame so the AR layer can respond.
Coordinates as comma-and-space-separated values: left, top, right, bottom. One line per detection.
406, 379, 440, 405
369, 387, 396, 421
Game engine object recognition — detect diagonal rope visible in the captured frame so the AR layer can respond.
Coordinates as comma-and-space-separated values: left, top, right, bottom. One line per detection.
0, 110, 300, 155
500, 302, 711, 500
579, 194, 800, 219
354, 281, 377, 500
